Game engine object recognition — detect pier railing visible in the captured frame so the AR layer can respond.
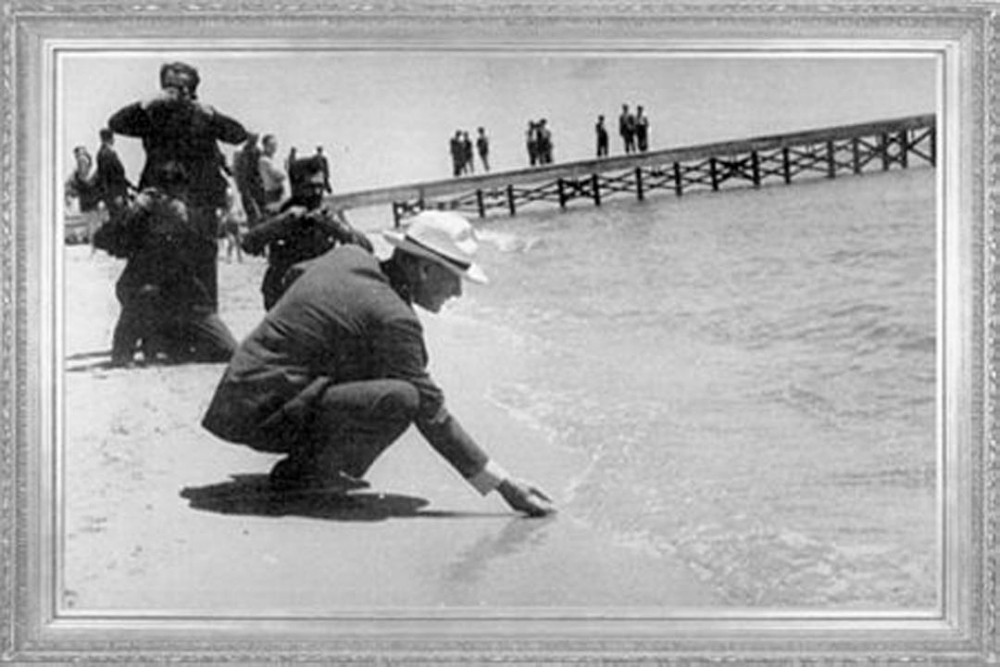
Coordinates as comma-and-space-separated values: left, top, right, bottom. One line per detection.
322, 114, 935, 227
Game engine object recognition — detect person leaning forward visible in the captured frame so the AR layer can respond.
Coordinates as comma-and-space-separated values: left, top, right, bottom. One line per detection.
201, 211, 555, 517
241, 156, 373, 311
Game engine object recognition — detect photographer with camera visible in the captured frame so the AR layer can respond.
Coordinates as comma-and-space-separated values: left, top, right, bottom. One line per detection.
108, 61, 249, 315
242, 155, 373, 310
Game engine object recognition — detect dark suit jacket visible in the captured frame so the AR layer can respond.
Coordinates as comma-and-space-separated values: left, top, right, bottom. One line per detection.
201, 245, 489, 478
109, 98, 247, 216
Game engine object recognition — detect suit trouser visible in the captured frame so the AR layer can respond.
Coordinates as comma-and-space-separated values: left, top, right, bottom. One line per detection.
271, 379, 421, 478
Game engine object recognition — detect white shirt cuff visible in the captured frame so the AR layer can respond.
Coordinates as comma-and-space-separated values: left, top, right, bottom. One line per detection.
468, 460, 510, 496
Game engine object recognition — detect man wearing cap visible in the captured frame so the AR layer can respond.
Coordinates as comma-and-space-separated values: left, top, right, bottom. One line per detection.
242, 155, 372, 310
202, 210, 554, 517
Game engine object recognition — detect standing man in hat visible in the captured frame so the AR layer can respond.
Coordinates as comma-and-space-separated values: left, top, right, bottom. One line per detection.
108, 61, 249, 314
202, 211, 554, 517
94, 127, 135, 225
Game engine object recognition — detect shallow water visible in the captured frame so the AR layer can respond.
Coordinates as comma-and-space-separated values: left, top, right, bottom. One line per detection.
444, 167, 938, 608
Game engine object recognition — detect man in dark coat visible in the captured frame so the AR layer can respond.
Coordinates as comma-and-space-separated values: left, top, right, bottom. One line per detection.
241, 156, 372, 310
108, 61, 249, 310
619, 103, 636, 154
94, 128, 134, 223
202, 211, 554, 516
107, 160, 237, 366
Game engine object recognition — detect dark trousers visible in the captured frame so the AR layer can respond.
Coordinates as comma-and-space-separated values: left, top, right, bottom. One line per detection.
283, 379, 420, 478
190, 211, 220, 310
111, 285, 236, 363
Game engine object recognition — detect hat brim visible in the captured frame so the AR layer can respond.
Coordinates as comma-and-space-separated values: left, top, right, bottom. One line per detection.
383, 230, 489, 284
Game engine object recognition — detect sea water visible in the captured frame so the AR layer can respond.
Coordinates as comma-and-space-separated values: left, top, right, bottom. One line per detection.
442, 167, 938, 608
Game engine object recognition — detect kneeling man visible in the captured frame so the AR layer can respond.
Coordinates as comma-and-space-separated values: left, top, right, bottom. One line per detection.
202, 210, 554, 517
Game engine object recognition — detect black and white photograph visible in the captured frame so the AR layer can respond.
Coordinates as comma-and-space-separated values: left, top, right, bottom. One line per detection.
2, 2, 998, 664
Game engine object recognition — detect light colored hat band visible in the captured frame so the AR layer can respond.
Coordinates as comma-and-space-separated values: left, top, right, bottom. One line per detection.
404, 234, 472, 272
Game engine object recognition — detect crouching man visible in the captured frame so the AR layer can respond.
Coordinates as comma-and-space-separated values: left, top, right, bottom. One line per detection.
201, 210, 554, 517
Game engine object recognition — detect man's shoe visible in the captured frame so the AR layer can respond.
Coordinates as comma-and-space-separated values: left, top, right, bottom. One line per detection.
269, 456, 371, 493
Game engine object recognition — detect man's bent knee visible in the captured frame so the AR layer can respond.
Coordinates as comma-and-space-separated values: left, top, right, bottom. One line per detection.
371, 380, 420, 421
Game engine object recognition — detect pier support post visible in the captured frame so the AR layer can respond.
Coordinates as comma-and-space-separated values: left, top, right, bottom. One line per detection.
506, 184, 516, 217
929, 126, 936, 166
635, 167, 645, 201
710, 158, 720, 191
899, 130, 909, 169
592, 173, 602, 206
782, 148, 792, 184
751, 152, 761, 188
673, 162, 683, 196
852, 137, 861, 174
476, 190, 486, 218
880, 133, 891, 171
558, 178, 567, 209
826, 140, 836, 178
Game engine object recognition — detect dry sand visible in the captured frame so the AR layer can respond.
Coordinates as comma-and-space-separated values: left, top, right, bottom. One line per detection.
60, 242, 715, 614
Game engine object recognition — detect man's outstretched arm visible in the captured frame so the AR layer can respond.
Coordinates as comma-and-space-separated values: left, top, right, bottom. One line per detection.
417, 410, 555, 518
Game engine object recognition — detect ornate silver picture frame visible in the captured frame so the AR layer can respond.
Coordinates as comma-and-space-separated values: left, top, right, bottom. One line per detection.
1, 1, 997, 664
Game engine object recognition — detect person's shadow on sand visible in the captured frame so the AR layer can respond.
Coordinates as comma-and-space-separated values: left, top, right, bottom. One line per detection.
181, 474, 497, 522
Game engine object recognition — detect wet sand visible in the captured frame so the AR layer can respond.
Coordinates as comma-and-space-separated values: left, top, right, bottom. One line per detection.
60, 243, 715, 614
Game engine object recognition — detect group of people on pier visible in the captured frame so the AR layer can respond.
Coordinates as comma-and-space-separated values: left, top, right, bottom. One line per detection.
446, 105, 651, 178
66, 60, 554, 518
617, 104, 651, 154
600, 104, 651, 158
449, 128, 491, 176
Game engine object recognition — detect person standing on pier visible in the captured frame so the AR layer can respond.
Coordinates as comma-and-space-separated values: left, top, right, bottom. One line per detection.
461, 131, 475, 175
450, 130, 464, 177
202, 210, 555, 517
635, 105, 650, 153
595, 115, 609, 158
526, 121, 539, 167
476, 127, 490, 173
536, 119, 553, 165
619, 104, 636, 154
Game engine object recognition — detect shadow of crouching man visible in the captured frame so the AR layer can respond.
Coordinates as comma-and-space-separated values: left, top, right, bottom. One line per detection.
179, 475, 433, 522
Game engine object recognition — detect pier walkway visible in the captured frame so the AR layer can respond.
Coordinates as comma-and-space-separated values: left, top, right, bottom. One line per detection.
324, 114, 935, 228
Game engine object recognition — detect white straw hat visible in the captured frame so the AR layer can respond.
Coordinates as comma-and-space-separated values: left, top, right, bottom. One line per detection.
383, 210, 488, 284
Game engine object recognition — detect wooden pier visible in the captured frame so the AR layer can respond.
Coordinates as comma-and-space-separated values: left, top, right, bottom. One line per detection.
322, 114, 935, 227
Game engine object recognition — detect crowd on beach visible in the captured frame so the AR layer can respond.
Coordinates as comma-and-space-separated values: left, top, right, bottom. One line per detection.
64, 60, 554, 517
447, 103, 651, 177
